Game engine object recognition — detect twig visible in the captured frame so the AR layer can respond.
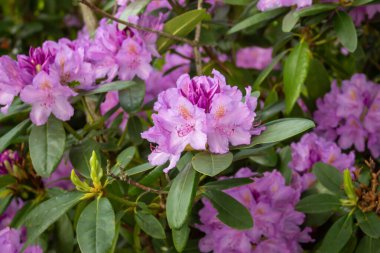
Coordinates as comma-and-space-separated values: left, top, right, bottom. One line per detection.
193, 0, 203, 75
107, 170, 167, 195
79, 0, 197, 46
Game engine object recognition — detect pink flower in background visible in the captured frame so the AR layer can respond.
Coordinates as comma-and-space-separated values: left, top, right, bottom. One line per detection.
197, 168, 312, 253
43, 156, 73, 190
142, 70, 262, 172
257, 0, 311, 11
0, 227, 42, 253
20, 71, 76, 125
314, 74, 380, 158
350, 4, 380, 25
0, 200, 23, 230
236, 47, 273, 70
0, 56, 27, 113
100, 91, 128, 130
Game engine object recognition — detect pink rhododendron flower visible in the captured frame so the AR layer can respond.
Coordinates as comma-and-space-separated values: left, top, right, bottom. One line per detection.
20, 71, 76, 125
142, 70, 263, 172
0, 227, 42, 253
314, 74, 380, 158
236, 47, 273, 70
257, 0, 312, 11
197, 168, 313, 253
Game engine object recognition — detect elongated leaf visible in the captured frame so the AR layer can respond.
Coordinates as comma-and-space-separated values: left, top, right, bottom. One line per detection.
0, 119, 30, 153
128, 165, 164, 196
223, 0, 251, 5
312, 162, 343, 194
69, 139, 101, 178
253, 51, 287, 89
83, 81, 139, 95
118, 0, 150, 30
157, 9, 208, 53
167, 164, 198, 229
24, 192, 83, 245
29, 117, 66, 177
233, 144, 275, 161
333, 11, 357, 52
304, 59, 331, 103
0, 195, 12, 216
192, 152, 233, 176
203, 190, 253, 230
356, 211, 380, 238
57, 214, 74, 253
247, 118, 315, 148
203, 178, 252, 190
112, 146, 136, 174
249, 147, 278, 167
173, 225, 190, 253
296, 3, 337, 17
282, 10, 299, 32
355, 236, 380, 253
318, 215, 353, 253
283, 41, 311, 113
228, 8, 286, 34
127, 116, 143, 144
126, 163, 155, 176
135, 211, 166, 239
119, 80, 145, 113
296, 194, 341, 213
77, 198, 116, 253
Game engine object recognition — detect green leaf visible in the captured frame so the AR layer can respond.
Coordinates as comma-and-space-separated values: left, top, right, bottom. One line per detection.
0, 195, 12, 216
233, 144, 275, 161
128, 165, 164, 196
166, 164, 198, 229
118, 0, 150, 30
279, 146, 292, 185
304, 59, 331, 103
228, 8, 286, 34
127, 116, 143, 145
353, 0, 375, 6
203, 190, 253, 230
126, 163, 155, 176
296, 193, 341, 213
77, 198, 116, 253
0, 119, 30, 153
69, 139, 101, 178
223, 0, 251, 5
24, 192, 83, 245
192, 152, 233, 177
356, 211, 380, 238
317, 215, 353, 253
247, 118, 315, 148
112, 146, 136, 174
172, 225, 190, 253
203, 178, 252, 191
253, 51, 287, 90
296, 3, 337, 17
119, 80, 145, 113
312, 162, 343, 194
57, 214, 74, 253
176, 152, 193, 171
283, 41, 311, 113
355, 236, 380, 253
82, 81, 139, 95
29, 117, 66, 177
135, 211, 166, 239
282, 10, 299, 32
157, 9, 208, 53
333, 11, 357, 52
249, 147, 278, 167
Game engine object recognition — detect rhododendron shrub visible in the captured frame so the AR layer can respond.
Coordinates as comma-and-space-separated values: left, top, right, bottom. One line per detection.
0, 0, 380, 252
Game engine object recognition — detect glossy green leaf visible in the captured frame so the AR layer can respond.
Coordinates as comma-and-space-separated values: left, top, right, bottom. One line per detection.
118, 0, 150, 30
253, 51, 287, 90
135, 211, 166, 239
57, 214, 74, 253
119, 80, 146, 113
29, 117, 66, 177
166, 164, 198, 229
126, 163, 155, 176
0, 119, 30, 153
128, 165, 164, 196
127, 116, 143, 144
249, 147, 278, 167
283, 41, 311, 113
304, 59, 331, 103
333, 11, 357, 52
172, 225, 190, 253
77, 198, 116, 253
69, 139, 102, 178
312, 162, 343, 194
228, 8, 286, 34
203, 190, 253, 230
247, 118, 315, 148
356, 211, 380, 238
192, 152, 233, 177
157, 9, 208, 53
112, 146, 136, 174
203, 178, 252, 191
355, 236, 380, 253
296, 193, 341, 213
317, 215, 353, 253
82, 81, 139, 95
282, 10, 299, 32
296, 3, 337, 17
24, 192, 83, 245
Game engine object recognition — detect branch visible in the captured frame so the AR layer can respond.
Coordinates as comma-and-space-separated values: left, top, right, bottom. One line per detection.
193, 0, 203, 75
79, 0, 197, 46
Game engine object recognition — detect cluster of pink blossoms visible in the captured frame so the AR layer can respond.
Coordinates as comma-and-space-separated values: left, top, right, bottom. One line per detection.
0, 227, 42, 253
197, 168, 313, 253
314, 74, 380, 158
289, 133, 355, 192
236, 47, 273, 70
141, 70, 262, 172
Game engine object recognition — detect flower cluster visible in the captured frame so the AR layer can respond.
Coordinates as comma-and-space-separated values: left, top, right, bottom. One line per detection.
314, 74, 380, 158
0, 227, 42, 253
197, 168, 313, 253
141, 70, 262, 172
236, 47, 273, 70
257, 0, 311, 12
289, 133, 355, 191
350, 4, 380, 25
